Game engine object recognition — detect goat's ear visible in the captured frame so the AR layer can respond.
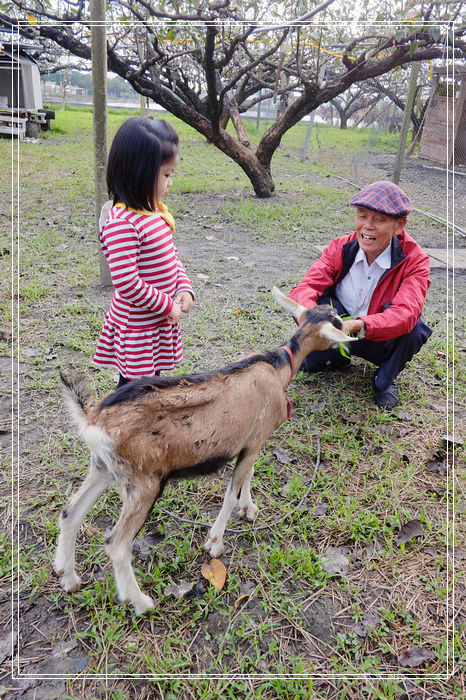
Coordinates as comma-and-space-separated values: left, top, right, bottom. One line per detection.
319, 322, 357, 344
272, 286, 307, 321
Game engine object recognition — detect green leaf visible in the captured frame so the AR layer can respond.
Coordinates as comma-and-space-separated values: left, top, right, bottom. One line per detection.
427, 26, 440, 42
338, 342, 351, 359
409, 40, 418, 56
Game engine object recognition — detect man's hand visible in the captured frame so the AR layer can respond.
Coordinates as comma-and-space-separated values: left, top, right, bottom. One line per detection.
342, 318, 364, 336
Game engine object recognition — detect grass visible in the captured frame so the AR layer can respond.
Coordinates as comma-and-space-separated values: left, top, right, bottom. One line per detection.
1, 107, 464, 698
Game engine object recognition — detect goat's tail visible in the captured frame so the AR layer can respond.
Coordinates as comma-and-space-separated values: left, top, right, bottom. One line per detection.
59, 371, 115, 468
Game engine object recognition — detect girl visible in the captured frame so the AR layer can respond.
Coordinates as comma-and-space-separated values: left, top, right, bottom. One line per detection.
93, 117, 194, 388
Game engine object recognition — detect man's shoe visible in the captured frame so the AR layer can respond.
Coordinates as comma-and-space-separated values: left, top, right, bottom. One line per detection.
374, 378, 399, 410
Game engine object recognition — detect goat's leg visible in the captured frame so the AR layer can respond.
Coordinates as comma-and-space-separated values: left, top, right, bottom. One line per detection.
54, 455, 113, 593
204, 452, 257, 558
105, 479, 160, 615
237, 466, 258, 522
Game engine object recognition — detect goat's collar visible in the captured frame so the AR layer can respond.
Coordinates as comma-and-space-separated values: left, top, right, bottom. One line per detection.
281, 345, 295, 380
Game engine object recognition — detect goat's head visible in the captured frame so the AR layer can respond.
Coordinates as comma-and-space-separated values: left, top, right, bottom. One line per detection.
272, 286, 357, 352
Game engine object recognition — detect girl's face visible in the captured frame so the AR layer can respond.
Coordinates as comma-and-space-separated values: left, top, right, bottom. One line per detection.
154, 155, 179, 202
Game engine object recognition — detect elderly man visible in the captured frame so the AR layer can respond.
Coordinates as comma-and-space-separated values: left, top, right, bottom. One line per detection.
289, 181, 433, 409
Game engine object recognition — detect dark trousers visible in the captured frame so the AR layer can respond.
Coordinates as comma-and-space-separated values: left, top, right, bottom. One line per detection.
300, 296, 433, 392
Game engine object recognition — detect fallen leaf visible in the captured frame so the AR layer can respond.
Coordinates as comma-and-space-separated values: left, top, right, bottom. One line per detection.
305, 400, 325, 414
164, 582, 196, 599
226, 256, 240, 261
196, 273, 209, 281
395, 519, 425, 545
436, 350, 446, 358
273, 446, 295, 465
427, 402, 445, 412
51, 639, 78, 659
280, 480, 293, 497
450, 548, 466, 560
426, 488, 444, 499
22, 347, 40, 358
0, 426, 10, 434
83, 523, 99, 537
133, 533, 164, 561
233, 309, 251, 315
441, 434, 462, 446
201, 559, 226, 590
234, 580, 256, 609
0, 328, 11, 342
343, 413, 366, 424
312, 503, 329, 517
353, 612, 380, 638
425, 459, 447, 476
93, 565, 105, 581
320, 547, 349, 576
398, 646, 435, 668
396, 411, 412, 421
204, 235, 216, 241
0, 627, 17, 664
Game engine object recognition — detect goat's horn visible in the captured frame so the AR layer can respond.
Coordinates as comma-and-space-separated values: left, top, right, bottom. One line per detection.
272, 286, 307, 320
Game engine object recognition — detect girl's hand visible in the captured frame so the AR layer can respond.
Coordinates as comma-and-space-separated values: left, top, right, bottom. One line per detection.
174, 292, 194, 314
167, 300, 182, 325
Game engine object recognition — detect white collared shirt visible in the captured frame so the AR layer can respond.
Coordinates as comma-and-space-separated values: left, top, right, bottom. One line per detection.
335, 245, 392, 317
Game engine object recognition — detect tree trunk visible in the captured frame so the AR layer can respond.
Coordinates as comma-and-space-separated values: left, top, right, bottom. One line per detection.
225, 92, 250, 147
340, 114, 348, 129
246, 163, 275, 198
209, 133, 275, 197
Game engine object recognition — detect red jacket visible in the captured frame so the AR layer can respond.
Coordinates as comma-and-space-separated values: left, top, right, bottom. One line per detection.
289, 231, 431, 342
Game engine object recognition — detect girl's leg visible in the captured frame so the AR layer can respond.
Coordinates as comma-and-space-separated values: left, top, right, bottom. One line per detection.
116, 373, 129, 390
116, 371, 161, 391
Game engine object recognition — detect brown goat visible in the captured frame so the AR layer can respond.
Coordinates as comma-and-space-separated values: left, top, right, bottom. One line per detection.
55, 287, 355, 614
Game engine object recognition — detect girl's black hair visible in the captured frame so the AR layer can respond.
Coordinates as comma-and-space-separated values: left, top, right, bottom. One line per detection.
148, 118, 179, 163
106, 117, 164, 212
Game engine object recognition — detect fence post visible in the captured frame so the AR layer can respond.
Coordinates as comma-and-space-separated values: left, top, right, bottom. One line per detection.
91, 0, 111, 285
392, 62, 420, 185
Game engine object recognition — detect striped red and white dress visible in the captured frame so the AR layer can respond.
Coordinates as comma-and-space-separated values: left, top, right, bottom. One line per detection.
93, 204, 194, 379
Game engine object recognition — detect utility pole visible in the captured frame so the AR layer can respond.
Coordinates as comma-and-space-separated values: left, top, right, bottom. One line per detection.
91, 0, 111, 285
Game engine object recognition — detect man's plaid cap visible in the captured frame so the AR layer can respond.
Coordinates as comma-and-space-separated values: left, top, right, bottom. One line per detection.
349, 181, 412, 216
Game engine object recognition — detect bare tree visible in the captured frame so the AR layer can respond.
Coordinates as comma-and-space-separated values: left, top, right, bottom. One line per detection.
1, 1, 464, 197
330, 86, 382, 128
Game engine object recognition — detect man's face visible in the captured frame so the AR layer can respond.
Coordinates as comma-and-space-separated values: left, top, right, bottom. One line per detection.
355, 207, 406, 264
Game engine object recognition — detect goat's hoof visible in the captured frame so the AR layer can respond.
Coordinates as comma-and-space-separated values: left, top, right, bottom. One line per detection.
204, 537, 225, 558
238, 503, 258, 522
133, 593, 155, 616
59, 571, 82, 593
